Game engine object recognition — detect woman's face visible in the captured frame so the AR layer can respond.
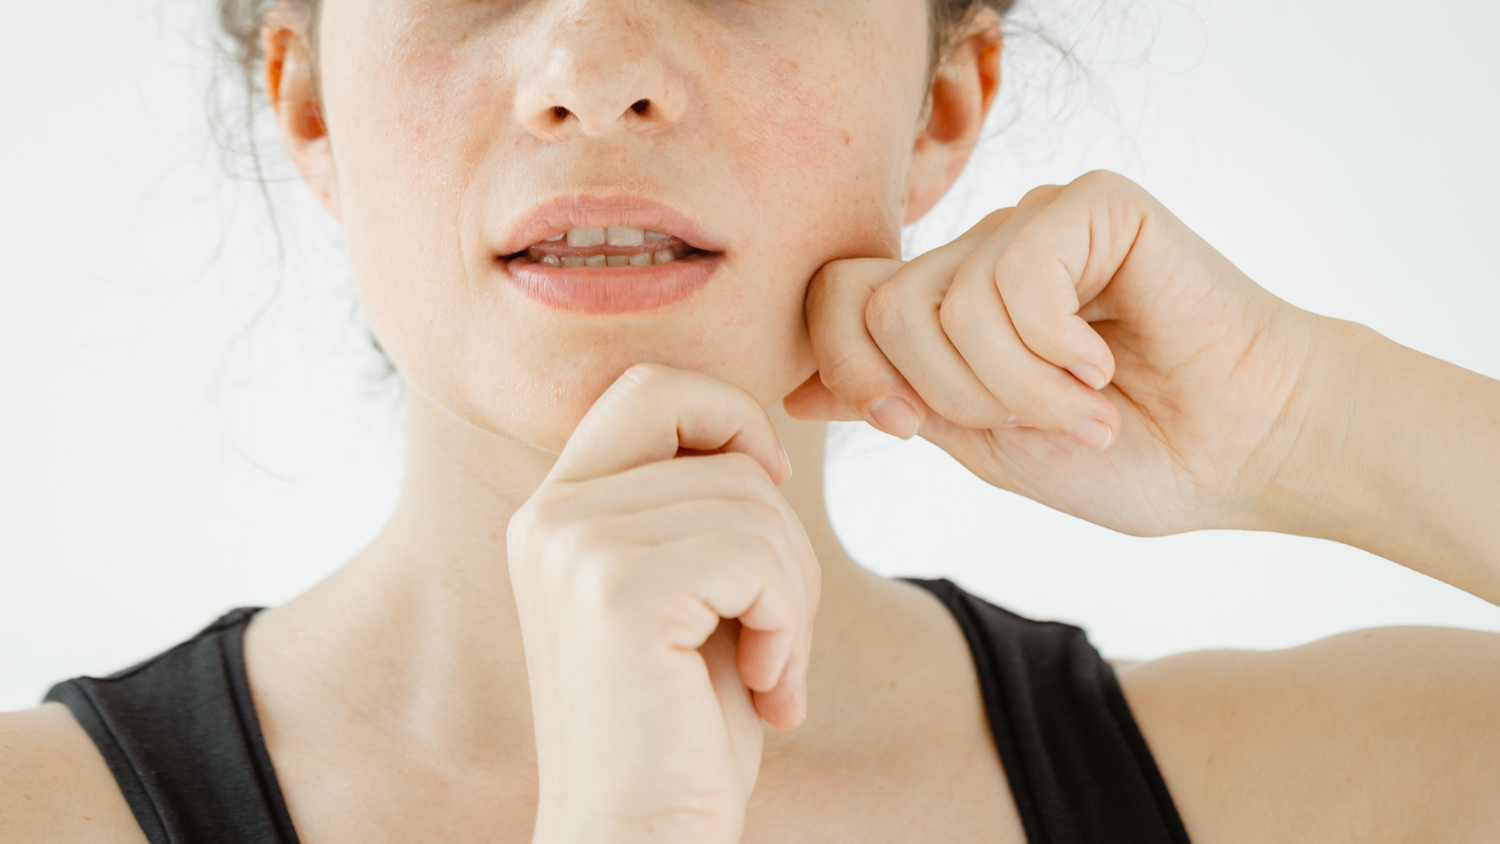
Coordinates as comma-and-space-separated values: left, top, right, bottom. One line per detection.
304, 0, 948, 450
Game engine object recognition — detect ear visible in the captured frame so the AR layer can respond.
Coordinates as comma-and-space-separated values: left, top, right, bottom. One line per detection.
262, 14, 340, 221
903, 11, 1003, 225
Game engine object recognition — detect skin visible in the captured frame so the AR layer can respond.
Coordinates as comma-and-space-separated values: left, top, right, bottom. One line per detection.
3, 1, 1499, 843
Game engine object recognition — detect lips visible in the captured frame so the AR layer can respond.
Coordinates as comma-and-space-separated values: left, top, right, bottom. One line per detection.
494, 195, 727, 259
494, 195, 726, 314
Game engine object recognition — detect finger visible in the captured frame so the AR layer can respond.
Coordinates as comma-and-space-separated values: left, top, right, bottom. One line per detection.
800, 258, 929, 438
942, 245, 1119, 440
781, 371, 862, 423
588, 452, 823, 644
751, 606, 814, 729
590, 499, 801, 568
990, 175, 1133, 389
566, 451, 796, 518
863, 254, 1014, 430
550, 364, 790, 486
652, 533, 807, 699
801, 209, 1015, 438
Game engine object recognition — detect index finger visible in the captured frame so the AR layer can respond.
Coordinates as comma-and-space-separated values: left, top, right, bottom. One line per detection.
548, 363, 791, 486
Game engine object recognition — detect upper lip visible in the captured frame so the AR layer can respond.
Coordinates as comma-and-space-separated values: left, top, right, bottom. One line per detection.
496, 195, 728, 257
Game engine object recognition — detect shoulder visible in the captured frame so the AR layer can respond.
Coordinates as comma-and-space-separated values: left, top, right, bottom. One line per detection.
0, 704, 149, 844
1117, 626, 1500, 844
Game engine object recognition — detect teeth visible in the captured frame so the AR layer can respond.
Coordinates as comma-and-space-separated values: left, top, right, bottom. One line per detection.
537, 249, 681, 267
606, 226, 644, 247
556, 226, 676, 248
566, 227, 606, 248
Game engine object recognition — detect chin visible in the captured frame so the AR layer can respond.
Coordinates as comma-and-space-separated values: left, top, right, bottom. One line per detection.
407, 336, 816, 455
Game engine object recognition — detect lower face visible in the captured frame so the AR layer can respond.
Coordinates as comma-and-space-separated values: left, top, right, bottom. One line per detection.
317, 0, 933, 451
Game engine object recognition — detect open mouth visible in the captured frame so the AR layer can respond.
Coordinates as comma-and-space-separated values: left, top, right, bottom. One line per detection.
502, 225, 713, 268
499, 221, 723, 313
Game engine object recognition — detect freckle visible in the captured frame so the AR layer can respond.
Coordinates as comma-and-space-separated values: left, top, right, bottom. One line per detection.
888, 680, 897, 688
844, 132, 852, 146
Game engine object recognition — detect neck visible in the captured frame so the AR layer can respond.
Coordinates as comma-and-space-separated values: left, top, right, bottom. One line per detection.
257, 383, 877, 759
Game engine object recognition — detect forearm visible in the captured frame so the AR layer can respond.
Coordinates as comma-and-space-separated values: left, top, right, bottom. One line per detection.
1261, 318, 1500, 604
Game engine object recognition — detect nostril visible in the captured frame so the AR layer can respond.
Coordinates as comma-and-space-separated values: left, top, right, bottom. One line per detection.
631, 99, 649, 116
552, 106, 570, 120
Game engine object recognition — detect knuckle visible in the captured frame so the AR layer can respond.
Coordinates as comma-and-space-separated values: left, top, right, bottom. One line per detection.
618, 361, 671, 394
506, 494, 563, 562
814, 345, 870, 400
937, 289, 984, 339
865, 282, 914, 340
1018, 183, 1062, 208
566, 537, 641, 609
807, 259, 849, 290
808, 258, 869, 306
505, 501, 540, 548
1074, 169, 1119, 189
1013, 381, 1060, 424
944, 387, 1004, 429
1074, 169, 1139, 200
978, 206, 1012, 228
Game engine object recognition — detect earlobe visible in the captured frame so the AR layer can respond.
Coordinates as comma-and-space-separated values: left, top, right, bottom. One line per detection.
903, 17, 1003, 225
261, 22, 341, 221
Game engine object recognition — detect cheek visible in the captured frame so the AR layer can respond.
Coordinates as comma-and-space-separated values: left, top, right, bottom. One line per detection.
315, 5, 928, 451
714, 23, 921, 261
323, 33, 514, 402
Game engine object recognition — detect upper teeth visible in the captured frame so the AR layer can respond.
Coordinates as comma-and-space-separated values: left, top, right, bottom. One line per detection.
555, 226, 672, 248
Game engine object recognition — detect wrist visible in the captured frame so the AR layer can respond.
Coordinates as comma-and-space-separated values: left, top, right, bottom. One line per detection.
1242, 315, 1500, 601
1238, 315, 1380, 537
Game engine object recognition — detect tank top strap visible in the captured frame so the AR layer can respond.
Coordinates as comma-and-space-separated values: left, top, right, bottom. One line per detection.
48, 587, 1189, 844
904, 578, 1193, 844
45, 607, 300, 844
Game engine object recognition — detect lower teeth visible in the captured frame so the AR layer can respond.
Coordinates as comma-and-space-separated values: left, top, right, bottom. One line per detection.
539, 249, 678, 268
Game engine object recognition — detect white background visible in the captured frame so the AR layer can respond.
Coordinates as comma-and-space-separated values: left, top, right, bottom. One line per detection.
2, 0, 1498, 712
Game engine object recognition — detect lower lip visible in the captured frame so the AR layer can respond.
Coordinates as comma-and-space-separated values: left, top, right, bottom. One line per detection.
502, 252, 721, 314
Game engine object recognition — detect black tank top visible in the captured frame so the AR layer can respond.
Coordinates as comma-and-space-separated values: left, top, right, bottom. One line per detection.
45, 579, 1192, 844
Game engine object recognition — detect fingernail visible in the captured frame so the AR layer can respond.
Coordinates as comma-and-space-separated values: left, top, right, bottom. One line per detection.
869, 396, 920, 439
1069, 363, 1108, 390
778, 442, 793, 481
1066, 419, 1113, 450
1001, 414, 1034, 429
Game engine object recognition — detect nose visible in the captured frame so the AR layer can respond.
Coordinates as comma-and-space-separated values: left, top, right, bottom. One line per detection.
515, 7, 688, 140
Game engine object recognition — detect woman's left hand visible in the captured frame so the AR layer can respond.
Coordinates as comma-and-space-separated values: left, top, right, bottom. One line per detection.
786, 170, 1325, 537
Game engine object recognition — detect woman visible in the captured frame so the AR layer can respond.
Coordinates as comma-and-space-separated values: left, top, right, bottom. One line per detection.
3, 0, 1497, 841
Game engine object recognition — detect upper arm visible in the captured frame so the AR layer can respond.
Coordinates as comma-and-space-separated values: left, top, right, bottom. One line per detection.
0, 704, 149, 844
1118, 626, 1500, 844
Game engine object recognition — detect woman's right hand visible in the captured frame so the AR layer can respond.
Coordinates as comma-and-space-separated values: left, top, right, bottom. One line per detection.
507, 364, 820, 844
